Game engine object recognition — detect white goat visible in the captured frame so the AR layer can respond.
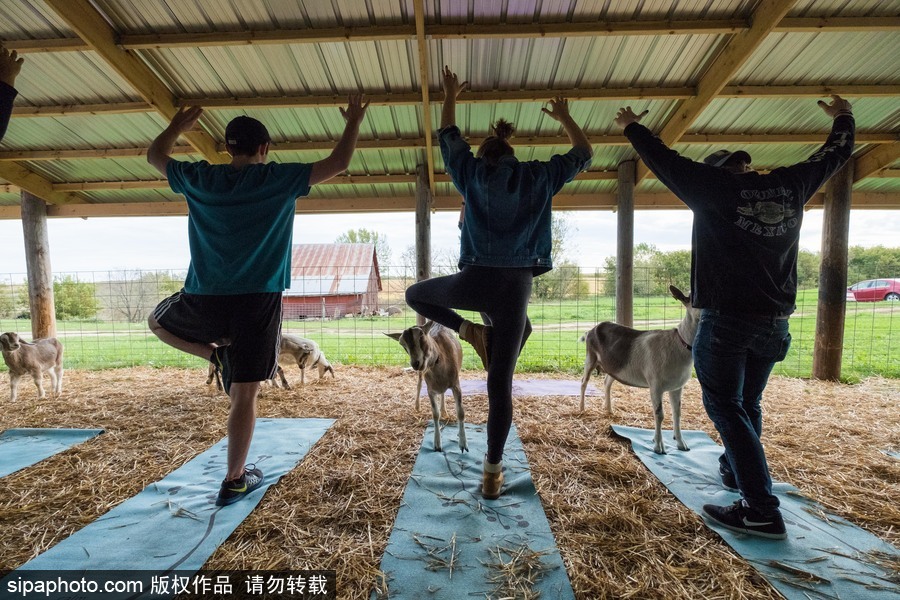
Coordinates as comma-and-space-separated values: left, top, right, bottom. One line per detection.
579, 286, 700, 454
0, 332, 64, 402
386, 321, 466, 453
204, 334, 335, 391
271, 334, 334, 388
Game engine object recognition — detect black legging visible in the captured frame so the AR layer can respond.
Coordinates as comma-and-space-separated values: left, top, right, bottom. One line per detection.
405, 265, 533, 464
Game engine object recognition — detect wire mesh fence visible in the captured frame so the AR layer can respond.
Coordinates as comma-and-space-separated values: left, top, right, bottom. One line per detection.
0, 266, 896, 381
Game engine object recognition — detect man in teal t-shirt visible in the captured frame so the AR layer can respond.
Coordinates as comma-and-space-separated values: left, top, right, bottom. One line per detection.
147, 97, 368, 506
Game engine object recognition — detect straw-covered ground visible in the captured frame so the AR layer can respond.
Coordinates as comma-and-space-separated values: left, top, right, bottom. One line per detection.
1, 366, 898, 599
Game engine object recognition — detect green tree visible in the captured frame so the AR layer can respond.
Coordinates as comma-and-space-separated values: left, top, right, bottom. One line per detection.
847, 246, 900, 283
54, 276, 100, 320
632, 243, 661, 296
653, 249, 692, 293
335, 229, 392, 268
533, 214, 585, 299
0, 280, 20, 318
796, 250, 820, 289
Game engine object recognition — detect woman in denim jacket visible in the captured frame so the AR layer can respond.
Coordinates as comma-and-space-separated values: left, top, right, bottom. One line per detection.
406, 66, 592, 499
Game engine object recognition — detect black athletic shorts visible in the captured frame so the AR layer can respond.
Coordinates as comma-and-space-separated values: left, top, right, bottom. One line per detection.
151, 289, 282, 384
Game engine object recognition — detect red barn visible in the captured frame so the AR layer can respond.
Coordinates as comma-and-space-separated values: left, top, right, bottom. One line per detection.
282, 244, 382, 319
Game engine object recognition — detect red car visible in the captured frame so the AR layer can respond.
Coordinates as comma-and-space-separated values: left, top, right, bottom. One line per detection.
846, 279, 900, 302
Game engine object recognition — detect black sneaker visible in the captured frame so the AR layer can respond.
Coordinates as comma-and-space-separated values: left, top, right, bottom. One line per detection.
703, 500, 786, 540
210, 346, 232, 394
216, 466, 264, 506
719, 465, 739, 492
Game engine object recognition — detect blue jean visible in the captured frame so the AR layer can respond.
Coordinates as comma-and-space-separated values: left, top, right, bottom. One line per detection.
693, 310, 791, 515
405, 265, 533, 464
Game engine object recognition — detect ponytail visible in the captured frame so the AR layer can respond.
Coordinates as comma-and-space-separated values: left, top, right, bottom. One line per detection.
477, 119, 516, 165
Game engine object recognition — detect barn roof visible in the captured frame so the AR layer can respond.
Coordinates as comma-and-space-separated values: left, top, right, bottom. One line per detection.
0, 0, 898, 216
285, 243, 381, 297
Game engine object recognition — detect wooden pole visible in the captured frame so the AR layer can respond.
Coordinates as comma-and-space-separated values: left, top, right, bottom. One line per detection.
20, 191, 57, 338
414, 165, 432, 326
813, 160, 854, 381
616, 160, 635, 327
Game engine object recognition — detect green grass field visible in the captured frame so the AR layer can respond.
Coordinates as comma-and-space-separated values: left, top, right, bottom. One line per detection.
0, 291, 896, 382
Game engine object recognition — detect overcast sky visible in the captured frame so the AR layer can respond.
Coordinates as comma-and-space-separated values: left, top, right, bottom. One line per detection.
0, 208, 897, 279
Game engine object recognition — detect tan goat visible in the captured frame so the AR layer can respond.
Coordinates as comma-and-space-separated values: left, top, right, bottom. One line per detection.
386, 321, 466, 453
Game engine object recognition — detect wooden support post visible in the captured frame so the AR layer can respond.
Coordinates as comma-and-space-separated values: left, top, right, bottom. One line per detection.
414, 165, 432, 326
20, 191, 57, 338
813, 161, 854, 381
616, 160, 635, 327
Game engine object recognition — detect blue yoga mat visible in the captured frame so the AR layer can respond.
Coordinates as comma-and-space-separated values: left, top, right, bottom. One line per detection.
452, 379, 596, 397
5, 418, 333, 577
374, 422, 573, 600
612, 425, 900, 599
0, 428, 104, 478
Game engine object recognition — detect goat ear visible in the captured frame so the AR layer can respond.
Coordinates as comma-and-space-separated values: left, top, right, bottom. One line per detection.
669, 285, 689, 304
384, 332, 403, 341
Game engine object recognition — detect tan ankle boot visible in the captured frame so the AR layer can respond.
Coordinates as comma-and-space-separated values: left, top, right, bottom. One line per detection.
460, 321, 491, 370
482, 458, 503, 499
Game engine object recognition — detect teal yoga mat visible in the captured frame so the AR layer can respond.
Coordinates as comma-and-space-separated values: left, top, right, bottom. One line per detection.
454, 379, 596, 397
373, 422, 574, 599
0, 428, 104, 478
5, 418, 333, 576
612, 424, 900, 599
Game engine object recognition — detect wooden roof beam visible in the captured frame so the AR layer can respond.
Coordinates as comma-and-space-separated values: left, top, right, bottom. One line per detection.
32, 162, 900, 193
43, 0, 225, 165
0, 163, 83, 205
637, 0, 799, 181
412, 0, 436, 195
2, 133, 896, 162
6, 16, 898, 54
12, 84, 897, 119
2, 191, 897, 220
854, 142, 900, 181
777, 16, 900, 32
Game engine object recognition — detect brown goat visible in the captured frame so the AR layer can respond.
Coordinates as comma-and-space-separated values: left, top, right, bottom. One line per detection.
0, 332, 64, 402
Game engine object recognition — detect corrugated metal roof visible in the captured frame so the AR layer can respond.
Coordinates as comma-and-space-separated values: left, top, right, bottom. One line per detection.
0, 0, 896, 213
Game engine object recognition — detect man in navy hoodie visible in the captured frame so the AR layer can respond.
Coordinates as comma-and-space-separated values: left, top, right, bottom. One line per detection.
615, 96, 854, 539
0, 44, 24, 141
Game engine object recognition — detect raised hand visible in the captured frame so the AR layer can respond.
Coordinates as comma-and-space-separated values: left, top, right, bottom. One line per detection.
541, 96, 572, 122
339, 94, 370, 125
817, 94, 852, 118
0, 46, 24, 87
169, 106, 204, 134
614, 106, 649, 129
442, 66, 469, 100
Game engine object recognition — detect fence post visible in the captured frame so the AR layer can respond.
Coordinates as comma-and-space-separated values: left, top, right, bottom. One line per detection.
616, 160, 635, 327
813, 160, 854, 381
415, 164, 432, 326
20, 191, 57, 338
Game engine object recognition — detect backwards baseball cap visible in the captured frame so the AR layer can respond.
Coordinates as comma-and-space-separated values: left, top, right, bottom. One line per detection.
225, 116, 272, 148
703, 149, 751, 168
